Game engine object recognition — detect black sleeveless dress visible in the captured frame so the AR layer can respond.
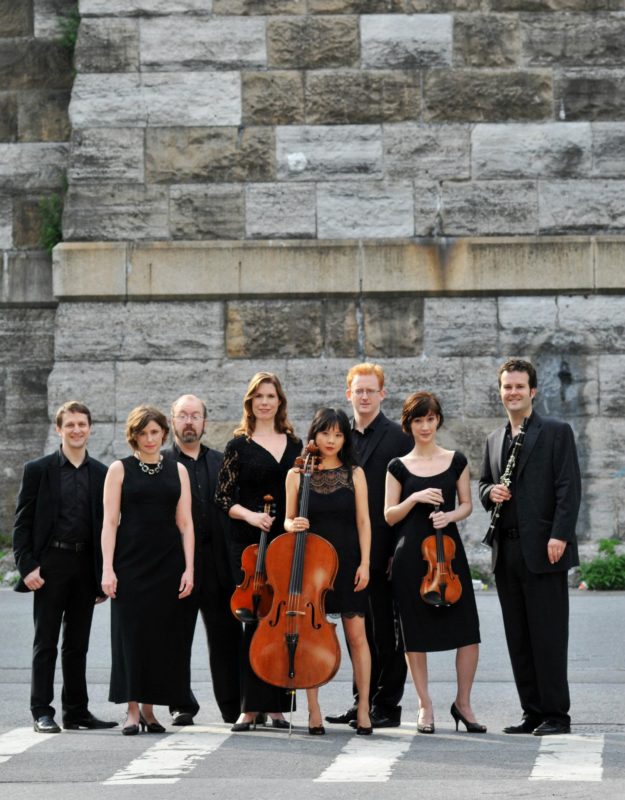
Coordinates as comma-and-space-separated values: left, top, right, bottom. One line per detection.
307, 466, 368, 617
109, 455, 186, 704
388, 453, 480, 653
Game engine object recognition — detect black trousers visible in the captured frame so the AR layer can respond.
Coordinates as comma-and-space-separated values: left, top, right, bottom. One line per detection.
495, 537, 571, 725
31, 548, 96, 720
355, 567, 407, 715
170, 567, 242, 723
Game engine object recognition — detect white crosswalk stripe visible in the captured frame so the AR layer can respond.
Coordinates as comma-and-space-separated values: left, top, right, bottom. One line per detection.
530, 734, 604, 782
315, 732, 413, 783
0, 727, 52, 764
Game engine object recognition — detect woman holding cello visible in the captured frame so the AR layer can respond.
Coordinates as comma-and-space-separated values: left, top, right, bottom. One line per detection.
285, 408, 373, 735
215, 372, 301, 731
384, 392, 485, 735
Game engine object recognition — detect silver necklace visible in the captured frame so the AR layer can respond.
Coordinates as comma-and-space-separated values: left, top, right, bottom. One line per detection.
135, 453, 163, 475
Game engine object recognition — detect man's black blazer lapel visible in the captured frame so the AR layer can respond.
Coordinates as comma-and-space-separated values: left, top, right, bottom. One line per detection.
517, 412, 542, 478
490, 427, 506, 481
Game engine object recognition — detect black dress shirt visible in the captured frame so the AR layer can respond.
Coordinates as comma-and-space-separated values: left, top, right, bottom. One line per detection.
56, 448, 92, 543
498, 414, 533, 531
175, 444, 211, 543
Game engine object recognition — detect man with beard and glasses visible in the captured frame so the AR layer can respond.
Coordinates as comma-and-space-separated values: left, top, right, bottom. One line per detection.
163, 394, 241, 725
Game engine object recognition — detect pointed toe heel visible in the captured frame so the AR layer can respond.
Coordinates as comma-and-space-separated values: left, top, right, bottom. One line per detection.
450, 703, 486, 733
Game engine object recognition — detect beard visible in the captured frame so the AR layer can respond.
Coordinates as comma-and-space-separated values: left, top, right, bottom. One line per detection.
179, 428, 202, 443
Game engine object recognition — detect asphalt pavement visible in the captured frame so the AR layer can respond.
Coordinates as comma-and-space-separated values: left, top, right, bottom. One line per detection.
0, 588, 623, 799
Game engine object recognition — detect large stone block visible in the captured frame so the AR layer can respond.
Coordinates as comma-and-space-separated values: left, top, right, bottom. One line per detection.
13, 196, 42, 248
580, 417, 625, 479
53, 243, 129, 299
595, 237, 625, 289
403, 2, 485, 9
413, 181, 440, 236
555, 70, 625, 121
4, 366, 51, 423
0, 195, 12, 248
592, 123, 625, 176
305, 70, 420, 124
425, 70, 552, 122
47, 361, 117, 423
245, 184, 316, 238
146, 127, 274, 183
558, 296, 625, 354
539, 180, 625, 232
267, 16, 359, 69
70, 72, 241, 128
140, 17, 266, 70
363, 297, 424, 358
457, 359, 503, 420
423, 297, 498, 357
384, 123, 470, 179
308, 1, 405, 11
531, 352, 596, 419
454, 13, 520, 67
74, 17, 139, 73
63, 184, 169, 241
0, 143, 68, 190
361, 14, 453, 68
442, 180, 538, 235
226, 300, 324, 358
1, 1, 33, 36
325, 300, 360, 358
490, 1, 621, 8
0, 40, 72, 91
317, 180, 414, 238
0, 93, 17, 142
17, 89, 71, 142
80, 1, 214, 14
214, 0, 305, 12
472, 122, 592, 178
33, 0, 75, 37
242, 71, 304, 125
1, 252, 53, 305
169, 184, 245, 239
497, 296, 558, 353
522, 13, 625, 66
69, 128, 144, 183
276, 124, 382, 181
0, 308, 55, 367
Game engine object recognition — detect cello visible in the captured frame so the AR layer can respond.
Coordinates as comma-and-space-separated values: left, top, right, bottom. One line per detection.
249, 443, 341, 690
230, 494, 275, 623
420, 505, 462, 608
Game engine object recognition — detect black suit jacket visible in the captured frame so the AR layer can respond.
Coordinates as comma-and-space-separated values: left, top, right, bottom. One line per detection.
352, 411, 413, 571
162, 446, 234, 592
479, 411, 581, 573
12, 450, 108, 594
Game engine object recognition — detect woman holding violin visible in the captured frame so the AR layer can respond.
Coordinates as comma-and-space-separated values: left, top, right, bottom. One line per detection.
285, 408, 373, 736
215, 372, 301, 731
384, 392, 484, 735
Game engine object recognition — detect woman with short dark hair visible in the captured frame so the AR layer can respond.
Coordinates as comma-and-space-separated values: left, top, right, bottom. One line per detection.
101, 405, 194, 735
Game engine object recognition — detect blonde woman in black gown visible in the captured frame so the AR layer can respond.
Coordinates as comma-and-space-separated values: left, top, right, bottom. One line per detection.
384, 392, 485, 735
101, 406, 194, 735
215, 372, 301, 731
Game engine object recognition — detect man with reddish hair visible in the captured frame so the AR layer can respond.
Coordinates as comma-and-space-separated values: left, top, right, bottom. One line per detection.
326, 364, 411, 729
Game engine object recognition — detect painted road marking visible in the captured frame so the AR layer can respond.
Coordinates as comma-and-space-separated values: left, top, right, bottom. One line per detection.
103, 727, 230, 785
314, 733, 412, 783
530, 734, 604, 782
0, 727, 52, 764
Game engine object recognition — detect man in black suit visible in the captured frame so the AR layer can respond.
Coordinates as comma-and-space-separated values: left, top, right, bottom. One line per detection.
164, 394, 241, 726
13, 401, 116, 733
479, 359, 581, 736
326, 363, 411, 729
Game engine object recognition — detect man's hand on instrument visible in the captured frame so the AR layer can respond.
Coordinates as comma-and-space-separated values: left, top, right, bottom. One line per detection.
547, 538, 566, 564
490, 483, 512, 503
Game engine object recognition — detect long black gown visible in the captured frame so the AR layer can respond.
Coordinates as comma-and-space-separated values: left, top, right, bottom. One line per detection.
388, 452, 480, 653
109, 455, 185, 704
307, 466, 368, 617
215, 434, 301, 713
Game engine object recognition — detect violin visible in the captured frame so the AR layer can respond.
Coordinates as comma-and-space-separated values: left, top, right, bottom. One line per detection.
420, 506, 462, 608
249, 442, 341, 690
230, 494, 275, 623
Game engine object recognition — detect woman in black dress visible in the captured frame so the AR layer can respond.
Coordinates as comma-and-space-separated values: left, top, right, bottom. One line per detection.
215, 372, 301, 732
101, 406, 194, 735
285, 408, 372, 736
384, 392, 485, 735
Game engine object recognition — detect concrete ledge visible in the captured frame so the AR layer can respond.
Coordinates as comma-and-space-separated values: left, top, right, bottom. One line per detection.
52, 236, 625, 300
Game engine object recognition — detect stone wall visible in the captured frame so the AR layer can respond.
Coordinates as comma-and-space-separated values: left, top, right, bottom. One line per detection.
64, 1, 625, 241
0, 0, 74, 539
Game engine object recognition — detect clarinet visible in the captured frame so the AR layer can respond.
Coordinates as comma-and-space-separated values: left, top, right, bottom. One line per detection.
482, 417, 529, 547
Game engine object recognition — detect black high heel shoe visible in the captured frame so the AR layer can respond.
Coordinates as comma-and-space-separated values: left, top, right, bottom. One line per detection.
139, 713, 165, 734
231, 713, 262, 732
308, 713, 325, 736
450, 703, 487, 733
270, 717, 290, 730
122, 714, 140, 736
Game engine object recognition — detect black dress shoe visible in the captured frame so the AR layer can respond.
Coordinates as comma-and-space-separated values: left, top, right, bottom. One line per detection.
63, 712, 118, 730
503, 718, 541, 734
34, 715, 61, 733
139, 713, 166, 733
355, 725, 373, 736
325, 707, 357, 725
270, 717, 290, 729
533, 720, 571, 736
369, 710, 401, 728
171, 711, 194, 726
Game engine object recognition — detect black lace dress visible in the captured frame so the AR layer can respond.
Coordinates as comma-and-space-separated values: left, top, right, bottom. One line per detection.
388, 453, 480, 653
215, 434, 301, 713
307, 466, 368, 617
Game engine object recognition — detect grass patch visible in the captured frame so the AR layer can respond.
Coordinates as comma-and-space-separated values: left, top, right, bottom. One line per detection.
579, 538, 625, 590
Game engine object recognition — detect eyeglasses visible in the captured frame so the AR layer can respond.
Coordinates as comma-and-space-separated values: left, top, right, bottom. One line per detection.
352, 389, 380, 397
174, 413, 205, 422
